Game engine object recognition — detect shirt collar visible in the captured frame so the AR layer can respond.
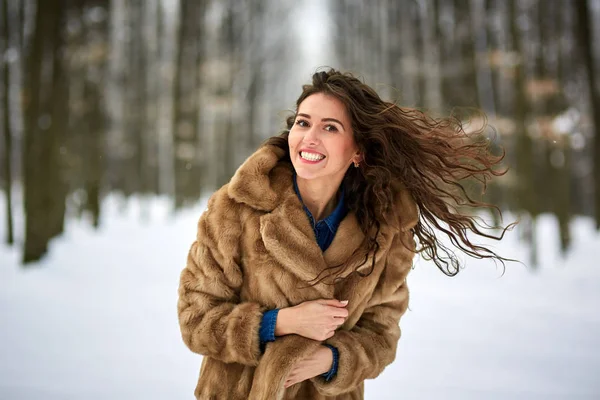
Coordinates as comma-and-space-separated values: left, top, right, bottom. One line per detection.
292, 173, 347, 233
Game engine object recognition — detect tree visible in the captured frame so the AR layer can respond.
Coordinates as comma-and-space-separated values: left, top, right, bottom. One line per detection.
22, 0, 69, 263
576, 0, 600, 230
1, 0, 14, 244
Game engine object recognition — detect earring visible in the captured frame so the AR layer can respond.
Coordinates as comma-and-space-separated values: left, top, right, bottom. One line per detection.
354, 161, 360, 168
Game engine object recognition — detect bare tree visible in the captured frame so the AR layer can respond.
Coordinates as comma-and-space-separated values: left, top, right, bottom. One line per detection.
576, 0, 600, 230
1, 0, 14, 244
398, 0, 419, 105
509, 0, 538, 265
22, 0, 69, 263
468, 0, 496, 115
419, 0, 442, 111
172, 0, 206, 208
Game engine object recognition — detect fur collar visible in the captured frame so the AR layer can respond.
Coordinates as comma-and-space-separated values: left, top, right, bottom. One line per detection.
226, 144, 418, 299
228, 145, 289, 212
228, 144, 418, 232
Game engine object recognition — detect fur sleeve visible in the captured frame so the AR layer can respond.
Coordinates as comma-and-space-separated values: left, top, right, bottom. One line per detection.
177, 187, 265, 366
311, 230, 416, 395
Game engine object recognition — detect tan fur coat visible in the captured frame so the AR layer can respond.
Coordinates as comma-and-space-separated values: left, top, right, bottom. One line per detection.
178, 144, 418, 399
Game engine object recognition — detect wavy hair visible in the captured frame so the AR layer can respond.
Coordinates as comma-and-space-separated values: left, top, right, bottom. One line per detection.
264, 69, 515, 280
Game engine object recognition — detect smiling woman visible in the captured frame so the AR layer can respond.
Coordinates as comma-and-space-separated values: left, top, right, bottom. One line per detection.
177, 69, 514, 399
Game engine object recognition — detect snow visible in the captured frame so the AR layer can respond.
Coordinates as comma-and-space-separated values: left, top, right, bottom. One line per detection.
1, 193, 599, 399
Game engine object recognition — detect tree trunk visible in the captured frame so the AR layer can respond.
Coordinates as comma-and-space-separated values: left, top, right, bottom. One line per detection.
469, 0, 496, 115
419, 0, 442, 112
2, 0, 14, 245
22, 0, 67, 263
575, 0, 600, 229
133, 2, 148, 194
22, 0, 48, 262
399, 1, 418, 105
83, 0, 109, 227
172, 0, 204, 207
18, 0, 25, 48
45, 0, 68, 241
509, 0, 537, 266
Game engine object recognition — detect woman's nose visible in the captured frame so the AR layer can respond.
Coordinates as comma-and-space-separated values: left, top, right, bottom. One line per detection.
303, 126, 319, 145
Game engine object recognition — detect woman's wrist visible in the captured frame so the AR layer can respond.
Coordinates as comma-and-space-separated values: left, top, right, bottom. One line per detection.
320, 344, 338, 379
274, 307, 295, 336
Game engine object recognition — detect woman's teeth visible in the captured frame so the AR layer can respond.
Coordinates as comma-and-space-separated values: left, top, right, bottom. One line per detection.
300, 151, 325, 162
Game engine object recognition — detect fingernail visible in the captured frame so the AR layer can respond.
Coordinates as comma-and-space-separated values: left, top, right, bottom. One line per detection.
340, 300, 348, 305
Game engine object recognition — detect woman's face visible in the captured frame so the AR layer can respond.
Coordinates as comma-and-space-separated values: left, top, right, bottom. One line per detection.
288, 93, 360, 184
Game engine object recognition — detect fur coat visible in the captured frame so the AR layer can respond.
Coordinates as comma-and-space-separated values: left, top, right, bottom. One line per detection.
178, 144, 418, 399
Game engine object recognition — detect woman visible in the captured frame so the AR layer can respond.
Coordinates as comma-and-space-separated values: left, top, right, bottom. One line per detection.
178, 69, 510, 399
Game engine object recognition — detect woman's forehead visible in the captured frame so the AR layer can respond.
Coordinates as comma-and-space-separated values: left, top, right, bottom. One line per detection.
297, 93, 349, 121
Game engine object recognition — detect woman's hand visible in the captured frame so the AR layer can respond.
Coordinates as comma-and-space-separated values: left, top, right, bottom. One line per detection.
275, 299, 348, 341
284, 345, 333, 388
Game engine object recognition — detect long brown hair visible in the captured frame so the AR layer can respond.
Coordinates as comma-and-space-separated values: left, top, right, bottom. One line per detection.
265, 69, 515, 279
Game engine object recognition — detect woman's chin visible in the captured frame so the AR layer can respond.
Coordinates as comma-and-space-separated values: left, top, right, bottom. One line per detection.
292, 162, 319, 179
294, 169, 321, 181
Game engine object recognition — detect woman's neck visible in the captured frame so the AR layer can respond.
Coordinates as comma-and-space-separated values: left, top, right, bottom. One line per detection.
296, 176, 341, 221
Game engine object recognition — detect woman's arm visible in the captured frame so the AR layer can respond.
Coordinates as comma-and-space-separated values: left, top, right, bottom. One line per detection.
310, 230, 416, 395
177, 187, 265, 366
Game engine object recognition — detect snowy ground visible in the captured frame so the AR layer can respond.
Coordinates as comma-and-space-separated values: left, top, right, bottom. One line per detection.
1, 193, 599, 399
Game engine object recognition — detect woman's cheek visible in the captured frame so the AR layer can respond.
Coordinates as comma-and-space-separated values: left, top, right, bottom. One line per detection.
288, 131, 299, 150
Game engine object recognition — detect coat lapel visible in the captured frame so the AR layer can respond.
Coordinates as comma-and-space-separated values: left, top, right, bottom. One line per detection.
257, 164, 372, 298
323, 212, 365, 267
227, 144, 411, 297
259, 189, 331, 294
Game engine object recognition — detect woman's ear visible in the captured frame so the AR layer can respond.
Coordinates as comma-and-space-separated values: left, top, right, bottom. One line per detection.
351, 153, 363, 168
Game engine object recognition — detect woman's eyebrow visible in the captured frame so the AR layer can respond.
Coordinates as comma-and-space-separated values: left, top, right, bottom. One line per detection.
297, 113, 345, 130
322, 118, 345, 129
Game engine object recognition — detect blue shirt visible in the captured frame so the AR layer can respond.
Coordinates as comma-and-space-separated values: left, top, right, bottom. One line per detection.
258, 173, 346, 381
292, 173, 348, 252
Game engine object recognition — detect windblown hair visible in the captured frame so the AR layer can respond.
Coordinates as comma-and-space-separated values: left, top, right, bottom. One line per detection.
264, 69, 514, 280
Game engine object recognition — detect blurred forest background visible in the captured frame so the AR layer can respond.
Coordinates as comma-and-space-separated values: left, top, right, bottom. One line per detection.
1, 0, 599, 266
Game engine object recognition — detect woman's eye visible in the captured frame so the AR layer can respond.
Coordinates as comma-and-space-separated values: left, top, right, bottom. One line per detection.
295, 119, 309, 127
324, 125, 338, 132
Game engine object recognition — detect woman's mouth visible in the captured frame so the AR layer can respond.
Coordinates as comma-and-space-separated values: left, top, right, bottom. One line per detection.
299, 151, 326, 163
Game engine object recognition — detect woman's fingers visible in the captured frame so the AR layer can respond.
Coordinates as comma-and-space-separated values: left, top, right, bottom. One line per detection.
326, 306, 349, 319
285, 370, 301, 388
316, 299, 348, 307
291, 299, 350, 340
327, 313, 346, 329
285, 372, 295, 387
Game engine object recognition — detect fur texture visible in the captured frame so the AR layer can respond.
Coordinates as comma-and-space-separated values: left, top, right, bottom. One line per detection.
178, 145, 418, 399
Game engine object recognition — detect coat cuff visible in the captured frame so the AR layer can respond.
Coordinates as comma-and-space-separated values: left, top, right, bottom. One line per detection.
321, 344, 339, 381
259, 309, 279, 352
